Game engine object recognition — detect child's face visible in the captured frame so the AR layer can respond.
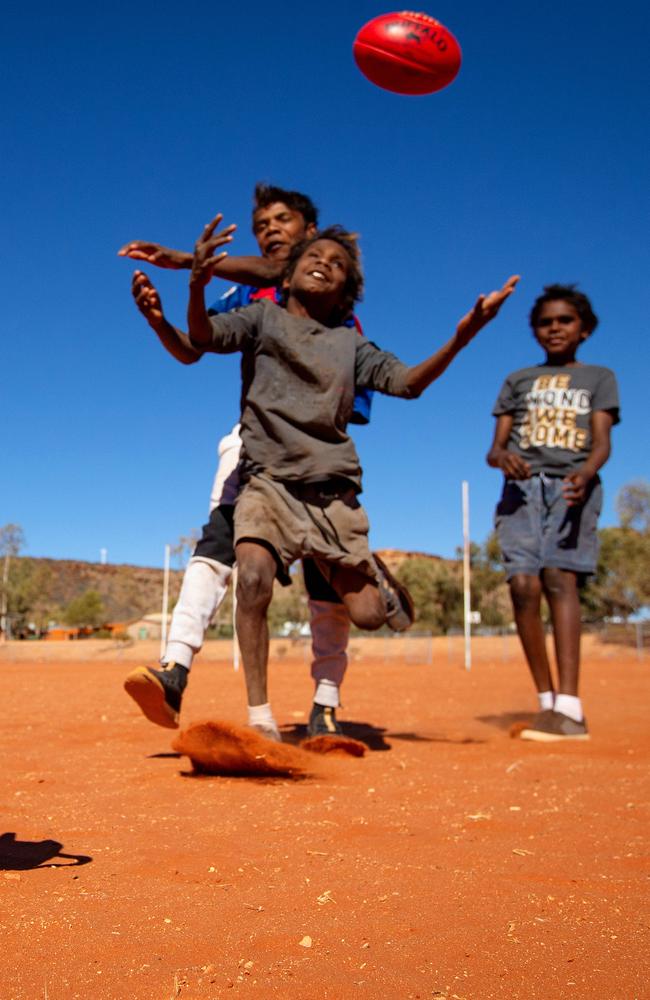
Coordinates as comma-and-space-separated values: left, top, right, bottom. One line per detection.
290, 238, 351, 306
252, 201, 316, 260
534, 300, 588, 359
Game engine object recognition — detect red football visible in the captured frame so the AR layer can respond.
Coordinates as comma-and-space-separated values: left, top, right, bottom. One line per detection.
353, 10, 462, 95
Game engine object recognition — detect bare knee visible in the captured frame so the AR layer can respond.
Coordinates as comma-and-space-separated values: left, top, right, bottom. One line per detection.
236, 549, 275, 611
542, 567, 577, 599
509, 574, 542, 613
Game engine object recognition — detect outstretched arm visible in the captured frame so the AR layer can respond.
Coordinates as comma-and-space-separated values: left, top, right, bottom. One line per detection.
187, 214, 227, 348
118, 236, 283, 287
131, 271, 201, 364
405, 276, 520, 396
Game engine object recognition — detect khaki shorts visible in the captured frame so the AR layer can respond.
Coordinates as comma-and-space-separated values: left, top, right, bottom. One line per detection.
234, 474, 378, 586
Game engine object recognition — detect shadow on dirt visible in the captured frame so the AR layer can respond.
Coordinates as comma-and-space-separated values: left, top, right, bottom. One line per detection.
282, 720, 393, 751
283, 722, 488, 749
0, 832, 92, 871
476, 710, 533, 732
391, 731, 487, 745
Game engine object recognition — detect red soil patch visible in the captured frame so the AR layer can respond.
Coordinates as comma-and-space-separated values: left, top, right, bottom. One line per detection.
2, 635, 649, 999
301, 734, 367, 756
173, 720, 314, 777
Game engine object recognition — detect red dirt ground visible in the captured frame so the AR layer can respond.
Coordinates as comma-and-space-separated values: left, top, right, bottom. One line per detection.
2, 635, 649, 999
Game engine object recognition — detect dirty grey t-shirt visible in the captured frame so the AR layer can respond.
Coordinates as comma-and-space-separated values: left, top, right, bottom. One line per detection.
198, 299, 413, 490
492, 364, 620, 474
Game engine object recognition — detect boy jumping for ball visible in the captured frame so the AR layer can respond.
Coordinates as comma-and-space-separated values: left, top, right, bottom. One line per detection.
487, 285, 620, 741
120, 185, 372, 738
184, 212, 518, 738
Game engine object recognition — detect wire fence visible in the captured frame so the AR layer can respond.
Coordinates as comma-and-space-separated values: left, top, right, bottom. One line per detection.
269, 623, 648, 666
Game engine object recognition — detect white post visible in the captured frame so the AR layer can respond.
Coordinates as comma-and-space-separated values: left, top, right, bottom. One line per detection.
0, 554, 10, 642
232, 566, 240, 671
160, 543, 171, 660
462, 480, 471, 671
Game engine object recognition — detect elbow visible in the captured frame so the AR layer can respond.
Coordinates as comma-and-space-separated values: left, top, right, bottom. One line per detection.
404, 378, 423, 399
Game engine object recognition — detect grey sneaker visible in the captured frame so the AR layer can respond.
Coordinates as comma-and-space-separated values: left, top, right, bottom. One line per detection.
373, 553, 415, 632
520, 710, 590, 742
124, 662, 188, 729
249, 723, 282, 743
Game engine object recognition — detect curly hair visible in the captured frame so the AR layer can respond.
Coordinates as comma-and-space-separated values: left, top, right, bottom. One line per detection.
253, 183, 319, 227
280, 226, 364, 325
529, 284, 599, 334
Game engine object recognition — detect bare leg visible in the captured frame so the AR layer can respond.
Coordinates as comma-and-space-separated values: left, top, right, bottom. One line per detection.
509, 573, 554, 694
329, 565, 386, 630
541, 568, 581, 696
234, 542, 277, 706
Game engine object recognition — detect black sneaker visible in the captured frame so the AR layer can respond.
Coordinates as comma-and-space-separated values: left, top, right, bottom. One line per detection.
124, 662, 188, 729
308, 703, 343, 737
520, 709, 590, 742
373, 553, 415, 632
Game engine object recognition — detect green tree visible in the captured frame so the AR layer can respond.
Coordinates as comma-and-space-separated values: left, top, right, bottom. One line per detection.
470, 535, 509, 628
582, 526, 650, 621
268, 570, 308, 634
616, 480, 650, 533
63, 590, 106, 627
5, 559, 56, 634
396, 557, 464, 633
170, 531, 200, 569
1, 523, 25, 637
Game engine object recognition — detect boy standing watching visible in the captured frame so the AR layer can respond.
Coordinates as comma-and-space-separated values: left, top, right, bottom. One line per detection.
487, 285, 620, 741
188, 214, 518, 739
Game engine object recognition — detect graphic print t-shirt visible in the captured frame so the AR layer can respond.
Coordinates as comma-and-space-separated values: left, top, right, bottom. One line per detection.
492, 364, 620, 475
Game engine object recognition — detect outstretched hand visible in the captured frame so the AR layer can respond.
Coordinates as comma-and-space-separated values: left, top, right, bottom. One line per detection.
118, 241, 193, 270
131, 270, 165, 329
456, 275, 520, 347
191, 214, 237, 287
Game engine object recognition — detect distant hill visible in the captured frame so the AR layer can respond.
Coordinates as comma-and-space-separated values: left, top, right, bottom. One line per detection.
9, 548, 451, 629
12, 557, 185, 623
374, 549, 446, 570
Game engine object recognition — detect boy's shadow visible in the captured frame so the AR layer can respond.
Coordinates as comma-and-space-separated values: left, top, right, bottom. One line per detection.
0, 832, 92, 871
283, 721, 487, 749
283, 720, 392, 751
282, 720, 456, 751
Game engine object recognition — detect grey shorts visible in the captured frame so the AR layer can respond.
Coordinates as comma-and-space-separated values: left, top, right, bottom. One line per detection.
234, 474, 378, 586
495, 474, 602, 581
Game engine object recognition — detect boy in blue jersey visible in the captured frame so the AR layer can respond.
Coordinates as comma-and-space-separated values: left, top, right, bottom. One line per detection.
121, 186, 371, 738
487, 284, 620, 741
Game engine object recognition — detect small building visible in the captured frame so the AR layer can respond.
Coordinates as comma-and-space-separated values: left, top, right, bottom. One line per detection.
126, 613, 172, 641
44, 622, 129, 641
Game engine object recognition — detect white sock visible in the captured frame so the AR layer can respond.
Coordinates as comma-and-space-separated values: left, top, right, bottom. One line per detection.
554, 693, 583, 722
164, 642, 194, 670
314, 679, 340, 708
538, 690, 555, 711
248, 702, 277, 728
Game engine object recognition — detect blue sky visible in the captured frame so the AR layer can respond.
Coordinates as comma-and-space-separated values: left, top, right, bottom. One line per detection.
2, 0, 648, 567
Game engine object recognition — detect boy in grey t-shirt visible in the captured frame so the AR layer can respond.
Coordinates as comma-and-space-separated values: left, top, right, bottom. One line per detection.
487, 284, 620, 742
187, 214, 518, 740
